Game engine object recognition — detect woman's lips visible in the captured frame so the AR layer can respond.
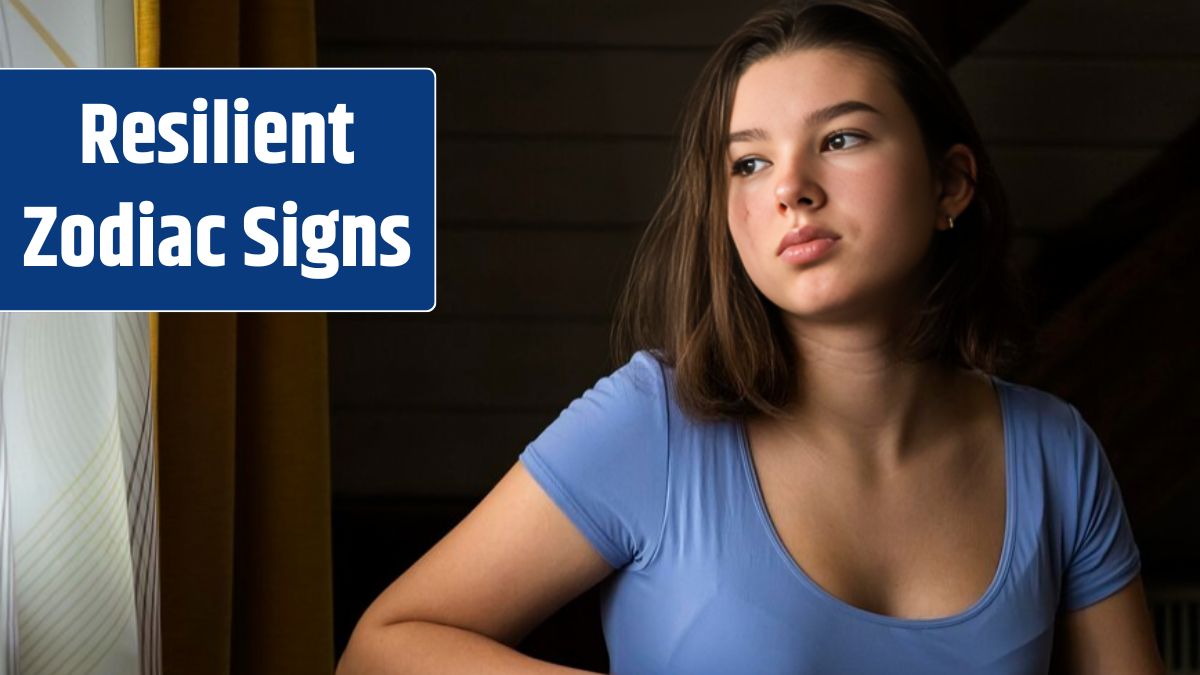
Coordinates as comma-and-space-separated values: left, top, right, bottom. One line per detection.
779, 237, 839, 265
776, 226, 841, 265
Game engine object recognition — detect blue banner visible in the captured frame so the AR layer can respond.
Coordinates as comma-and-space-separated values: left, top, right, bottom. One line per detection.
0, 68, 435, 311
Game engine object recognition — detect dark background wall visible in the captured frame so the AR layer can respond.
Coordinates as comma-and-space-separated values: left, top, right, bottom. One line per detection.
318, 1, 1200, 670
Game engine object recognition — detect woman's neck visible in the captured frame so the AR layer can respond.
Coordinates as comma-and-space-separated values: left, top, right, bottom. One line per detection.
776, 319, 969, 473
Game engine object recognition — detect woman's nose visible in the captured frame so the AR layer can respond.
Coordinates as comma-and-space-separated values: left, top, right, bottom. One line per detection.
775, 166, 825, 214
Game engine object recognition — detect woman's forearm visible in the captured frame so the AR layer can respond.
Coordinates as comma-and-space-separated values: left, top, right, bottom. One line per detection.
336, 620, 602, 675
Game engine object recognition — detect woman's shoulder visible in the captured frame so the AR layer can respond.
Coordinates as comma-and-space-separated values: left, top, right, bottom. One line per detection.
518, 348, 674, 569
527, 349, 672, 449
617, 349, 671, 398
990, 379, 1141, 609
992, 375, 1087, 444
559, 349, 672, 425
990, 375, 1109, 484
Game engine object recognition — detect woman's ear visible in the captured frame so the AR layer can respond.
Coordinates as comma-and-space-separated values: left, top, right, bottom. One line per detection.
934, 143, 977, 229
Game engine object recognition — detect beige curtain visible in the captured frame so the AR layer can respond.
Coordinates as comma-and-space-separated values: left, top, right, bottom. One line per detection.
154, 314, 332, 675
159, 0, 315, 67
145, 1, 331, 673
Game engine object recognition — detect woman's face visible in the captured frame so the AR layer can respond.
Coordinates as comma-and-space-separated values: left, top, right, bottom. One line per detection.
726, 48, 945, 325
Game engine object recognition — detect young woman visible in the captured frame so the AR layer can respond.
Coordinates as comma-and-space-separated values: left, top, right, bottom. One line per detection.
338, 1, 1164, 672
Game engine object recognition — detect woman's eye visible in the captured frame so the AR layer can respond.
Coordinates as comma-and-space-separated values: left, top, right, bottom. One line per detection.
731, 157, 768, 177
823, 131, 867, 152
730, 135, 865, 176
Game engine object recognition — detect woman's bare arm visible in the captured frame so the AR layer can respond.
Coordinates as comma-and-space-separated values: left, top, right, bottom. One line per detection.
1050, 575, 1165, 674
336, 462, 614, 674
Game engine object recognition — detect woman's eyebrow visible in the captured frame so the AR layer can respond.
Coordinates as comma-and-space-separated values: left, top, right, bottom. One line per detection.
727, 100, 883, 145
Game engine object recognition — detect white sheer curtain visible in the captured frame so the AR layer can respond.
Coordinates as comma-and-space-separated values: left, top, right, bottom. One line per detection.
0, 314, 159, 675
0, 0, 133, 68
1, 3, 157, 674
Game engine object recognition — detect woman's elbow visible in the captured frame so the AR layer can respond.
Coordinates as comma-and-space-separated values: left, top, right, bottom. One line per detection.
336, 618, 409, 675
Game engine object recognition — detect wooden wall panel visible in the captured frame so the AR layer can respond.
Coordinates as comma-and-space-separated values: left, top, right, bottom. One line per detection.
332, 410, 557, 497
318, 1, 774, 47
446, 225, 1047, 321
329, 317, 615, 497
954, 58, 1200, 145
322, 48, 704, 137
438, 138, 672, 224
329, 318, 612, 411
990, 146, 1157, 233
436, 227, 640, 318
975, 0, 1200, 56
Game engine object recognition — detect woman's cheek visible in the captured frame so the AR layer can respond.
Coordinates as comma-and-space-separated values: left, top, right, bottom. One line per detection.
727, 198, 766, 286
727, 188, 748, 222
726, 192, 751, 249
729, 188, 771, 239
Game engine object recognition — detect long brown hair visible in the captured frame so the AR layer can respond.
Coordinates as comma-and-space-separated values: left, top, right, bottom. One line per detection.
611, 0, 1032, 421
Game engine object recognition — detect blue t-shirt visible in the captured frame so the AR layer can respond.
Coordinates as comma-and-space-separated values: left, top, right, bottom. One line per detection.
519, 350, 1142, 674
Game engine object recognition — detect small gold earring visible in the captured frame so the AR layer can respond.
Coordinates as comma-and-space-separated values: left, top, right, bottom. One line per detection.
946, 214, 955, 230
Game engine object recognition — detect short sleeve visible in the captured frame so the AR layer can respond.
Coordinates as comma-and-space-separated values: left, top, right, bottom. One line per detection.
1060, 406, 1142, 611
519, 350, 670, 570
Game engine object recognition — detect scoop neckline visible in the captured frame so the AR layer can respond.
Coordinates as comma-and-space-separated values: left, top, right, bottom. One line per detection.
735, 373, 1017, 629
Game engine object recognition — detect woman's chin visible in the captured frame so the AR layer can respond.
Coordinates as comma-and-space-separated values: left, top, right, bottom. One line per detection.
773, 289, 898, 326
774, 298, 856, 323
